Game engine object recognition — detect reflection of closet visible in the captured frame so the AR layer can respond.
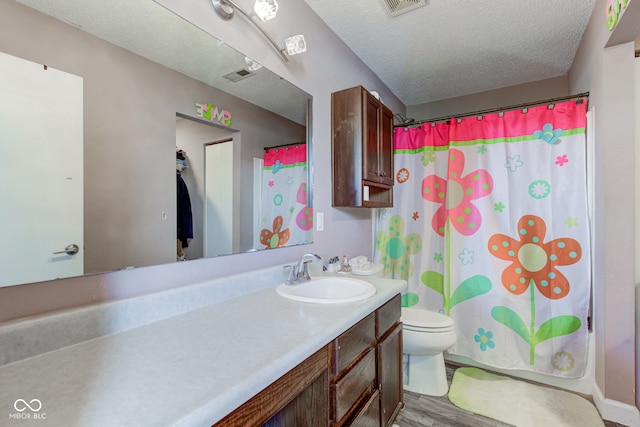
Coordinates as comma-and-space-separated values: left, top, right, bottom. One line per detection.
331, 86, 394, 207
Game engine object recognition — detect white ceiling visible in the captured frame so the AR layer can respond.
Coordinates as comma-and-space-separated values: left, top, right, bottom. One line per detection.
303, 0, 598, 106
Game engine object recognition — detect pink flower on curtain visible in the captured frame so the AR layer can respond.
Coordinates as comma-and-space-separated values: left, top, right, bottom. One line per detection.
422, 148, 493, 236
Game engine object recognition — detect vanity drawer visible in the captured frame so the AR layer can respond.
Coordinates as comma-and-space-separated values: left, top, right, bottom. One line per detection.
350, 389, 380, 427
331, 313, 375, 375
333, 348, 376, 423
376, 294, 401, 338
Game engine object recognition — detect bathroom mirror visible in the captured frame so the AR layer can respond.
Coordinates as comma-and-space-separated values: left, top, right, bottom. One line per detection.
0, 0, 312, 288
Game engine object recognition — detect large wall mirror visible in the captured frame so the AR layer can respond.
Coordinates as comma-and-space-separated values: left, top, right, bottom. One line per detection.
0, 0, 313, 288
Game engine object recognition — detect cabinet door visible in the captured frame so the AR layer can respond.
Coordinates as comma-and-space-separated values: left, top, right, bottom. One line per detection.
378, 104, 394, 186
331, 85, 394, 207
363, 90, 382, 183
377, 324, 403, 427
363, 90, 394, 187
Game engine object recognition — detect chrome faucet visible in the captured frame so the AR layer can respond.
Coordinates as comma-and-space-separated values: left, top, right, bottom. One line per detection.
284, 253, 322, 284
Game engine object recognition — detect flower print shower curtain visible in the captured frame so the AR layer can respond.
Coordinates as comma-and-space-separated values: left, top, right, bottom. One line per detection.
374, 100, 591, 377
257, 143, 312, 249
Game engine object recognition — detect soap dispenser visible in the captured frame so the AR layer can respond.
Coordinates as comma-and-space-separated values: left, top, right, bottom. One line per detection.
341, 255, 352, 273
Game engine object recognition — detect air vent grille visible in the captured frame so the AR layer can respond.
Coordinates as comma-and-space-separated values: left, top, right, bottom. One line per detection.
222, 68, 256, 83
382, 0, 426, 17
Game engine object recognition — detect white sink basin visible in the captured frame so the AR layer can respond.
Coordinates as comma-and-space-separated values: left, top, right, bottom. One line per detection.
276, 276, 377, 304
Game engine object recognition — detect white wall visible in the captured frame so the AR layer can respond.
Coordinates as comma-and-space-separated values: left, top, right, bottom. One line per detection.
407, 76, 569, 119
569, 0, 640, 410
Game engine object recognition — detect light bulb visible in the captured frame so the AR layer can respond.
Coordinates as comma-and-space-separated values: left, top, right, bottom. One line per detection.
253, 0, 278, 22
285, 34, 307, 55
244, 56, 262, 71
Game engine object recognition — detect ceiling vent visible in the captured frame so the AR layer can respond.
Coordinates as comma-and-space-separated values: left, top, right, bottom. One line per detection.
222, 68, 256, 83
382, 0, 426, 17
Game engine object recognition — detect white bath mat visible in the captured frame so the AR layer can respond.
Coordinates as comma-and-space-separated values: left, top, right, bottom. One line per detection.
448, 367, 605, 427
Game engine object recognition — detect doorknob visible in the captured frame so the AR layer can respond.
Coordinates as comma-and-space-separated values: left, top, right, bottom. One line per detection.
53, 244, 80, 255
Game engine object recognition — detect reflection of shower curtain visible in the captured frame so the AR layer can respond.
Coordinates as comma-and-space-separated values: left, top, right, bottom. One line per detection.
257, 143, 312, 249
373, 100, 591, 377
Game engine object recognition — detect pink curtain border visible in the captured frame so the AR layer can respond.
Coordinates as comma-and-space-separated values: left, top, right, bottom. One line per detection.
394, 100, 587, 150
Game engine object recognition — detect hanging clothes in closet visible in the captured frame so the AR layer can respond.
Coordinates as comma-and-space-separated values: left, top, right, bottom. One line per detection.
176, 148, 193, 261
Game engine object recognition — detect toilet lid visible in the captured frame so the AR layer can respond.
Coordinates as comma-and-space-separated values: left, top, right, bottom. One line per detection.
401, 307, 454, 330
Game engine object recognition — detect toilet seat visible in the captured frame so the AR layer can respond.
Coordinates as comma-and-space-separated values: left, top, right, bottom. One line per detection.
401, 307, 454, 332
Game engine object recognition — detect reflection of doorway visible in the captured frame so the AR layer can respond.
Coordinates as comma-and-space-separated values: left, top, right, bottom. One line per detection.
175, 115, 234, 260
205, 140, 234, 257
253, 157, 263, 249
0, 52, 83, 287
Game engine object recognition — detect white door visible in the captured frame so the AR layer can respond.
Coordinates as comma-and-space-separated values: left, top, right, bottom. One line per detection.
204, 141, 233, 257
253, 157, 263, 248
0, 52, 83, 287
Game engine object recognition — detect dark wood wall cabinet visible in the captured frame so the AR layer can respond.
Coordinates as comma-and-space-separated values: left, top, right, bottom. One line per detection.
332, 86, 394, 208
213, 294, 403, 427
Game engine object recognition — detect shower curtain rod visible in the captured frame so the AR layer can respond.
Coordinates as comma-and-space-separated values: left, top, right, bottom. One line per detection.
263, 141, 305, 151
394, 92, 589, 128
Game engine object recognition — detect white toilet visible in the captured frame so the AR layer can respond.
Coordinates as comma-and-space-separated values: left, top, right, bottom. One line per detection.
401, 307, 457, 396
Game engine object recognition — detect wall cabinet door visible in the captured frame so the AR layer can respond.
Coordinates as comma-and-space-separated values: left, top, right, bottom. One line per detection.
378, 104, 394, 185
332, 85, 394, 207
363, 91, 394, 186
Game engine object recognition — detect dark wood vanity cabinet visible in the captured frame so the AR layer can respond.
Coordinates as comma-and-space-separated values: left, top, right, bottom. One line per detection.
329, 294, 403, 427
213, 294, 402, 427
330, 313, 377, 425
214, 347, 329, 427
332, 86, 394, 208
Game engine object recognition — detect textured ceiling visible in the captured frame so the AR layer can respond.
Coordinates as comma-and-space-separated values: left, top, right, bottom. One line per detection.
303, 0, 597, 106
15, 0, 598, 115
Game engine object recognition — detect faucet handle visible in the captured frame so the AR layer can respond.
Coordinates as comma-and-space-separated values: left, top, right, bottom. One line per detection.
283, 264, 296, 284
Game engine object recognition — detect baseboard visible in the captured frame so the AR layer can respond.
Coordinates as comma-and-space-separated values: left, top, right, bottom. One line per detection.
592, 384, 640, 427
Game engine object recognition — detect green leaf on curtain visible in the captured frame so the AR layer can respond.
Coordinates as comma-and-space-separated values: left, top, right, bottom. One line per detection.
532, 316, 581, 345
491, 306, 531, 345
450, 275, 492, 308
401, 292, 420, 307
421, 270, 444, 296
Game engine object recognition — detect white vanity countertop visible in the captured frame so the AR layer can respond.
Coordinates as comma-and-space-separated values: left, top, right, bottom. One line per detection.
0, 275, 406, 426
